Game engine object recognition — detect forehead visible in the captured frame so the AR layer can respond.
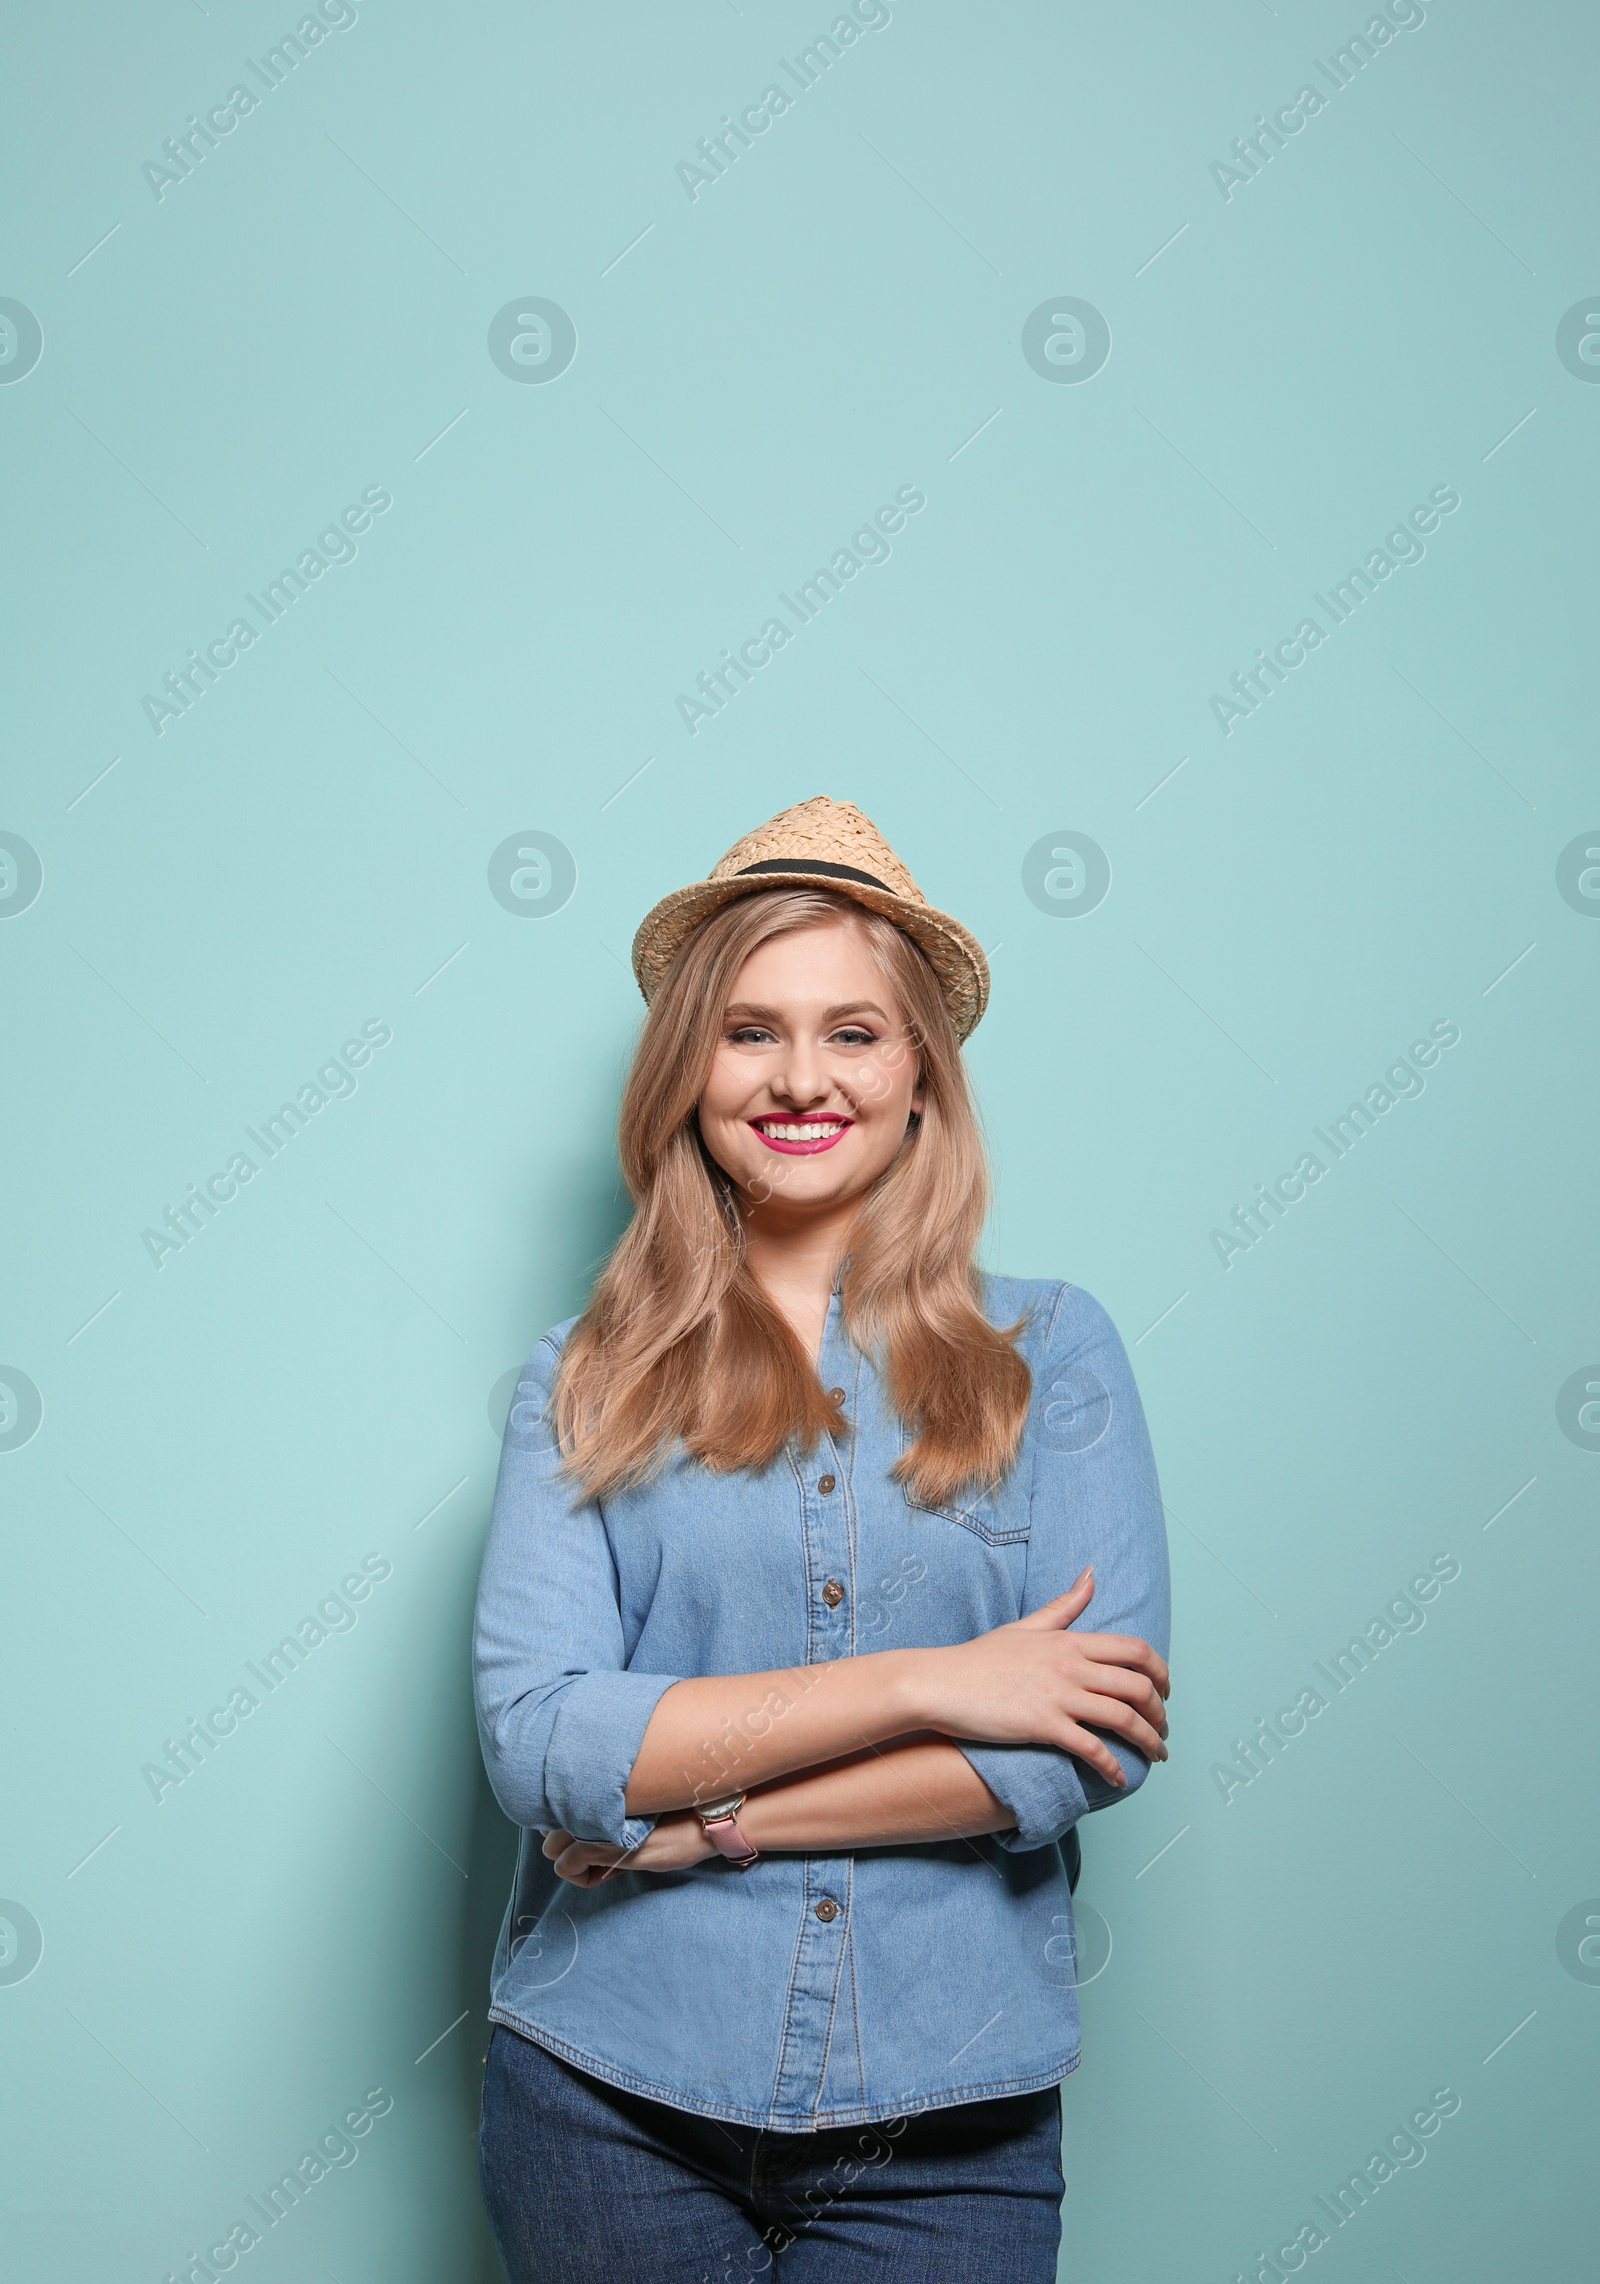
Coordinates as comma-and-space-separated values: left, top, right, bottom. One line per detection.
726, 916, 899, 1013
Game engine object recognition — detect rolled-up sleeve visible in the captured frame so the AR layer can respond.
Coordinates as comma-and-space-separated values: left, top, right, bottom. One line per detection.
472, 1334, 681, 1849
958, 1283, 1172, 1852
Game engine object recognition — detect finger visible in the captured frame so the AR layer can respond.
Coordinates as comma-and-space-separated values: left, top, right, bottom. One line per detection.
541, 1829, 575, 1861
1070, 1632, 1171, 1695
1077, 1659, 1164, 1707
1077, 1665, 1169, 1735
1058, 1641, 1170, 1721
1015, 1569, 1094, 1631
559, 1851, 623, 1888
1069, 1693, 1168, 1762
554, 1840, 617, 1880
1052, 1720, 1126, 1788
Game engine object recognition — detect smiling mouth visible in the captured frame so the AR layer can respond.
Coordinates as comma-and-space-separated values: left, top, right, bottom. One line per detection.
749, 1116, 853, 1155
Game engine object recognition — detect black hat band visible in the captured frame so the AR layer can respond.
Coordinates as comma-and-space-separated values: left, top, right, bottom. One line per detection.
733, 858, 893, 894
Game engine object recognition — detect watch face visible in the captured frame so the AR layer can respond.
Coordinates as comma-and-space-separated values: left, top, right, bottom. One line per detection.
698, 1795, 743, 1822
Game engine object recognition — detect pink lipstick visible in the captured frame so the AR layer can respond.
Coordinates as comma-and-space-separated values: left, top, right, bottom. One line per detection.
749, 1116, 853, 1157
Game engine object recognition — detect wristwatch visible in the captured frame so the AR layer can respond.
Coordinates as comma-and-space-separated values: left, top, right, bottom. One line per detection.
695, 1792, 760, 1869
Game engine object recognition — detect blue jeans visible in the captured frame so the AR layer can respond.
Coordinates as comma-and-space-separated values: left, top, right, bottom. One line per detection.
478, 2025, 1065, 2282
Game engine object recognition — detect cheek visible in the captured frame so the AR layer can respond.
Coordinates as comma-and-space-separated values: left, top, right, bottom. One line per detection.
697, 1052, 748, 1125
849, 1073, 920, 1165
853, 1048, 917, 1115
694, 1093, 742, 1163
695, 1061, 774, 1182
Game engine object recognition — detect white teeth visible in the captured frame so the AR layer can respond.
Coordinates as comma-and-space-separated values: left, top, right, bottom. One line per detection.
760, 1120, 843, 1142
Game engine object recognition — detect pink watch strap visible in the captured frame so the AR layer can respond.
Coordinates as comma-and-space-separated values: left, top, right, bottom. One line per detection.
703, 1810, 759, 1868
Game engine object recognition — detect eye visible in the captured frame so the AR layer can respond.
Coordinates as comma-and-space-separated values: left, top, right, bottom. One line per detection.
830, 1026, 878, 1048
725, 1024, 775, 1046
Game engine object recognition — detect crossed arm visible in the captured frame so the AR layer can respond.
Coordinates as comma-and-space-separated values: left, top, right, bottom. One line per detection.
543, 1569, 1170, 1885
547, 1737, 1012, 1884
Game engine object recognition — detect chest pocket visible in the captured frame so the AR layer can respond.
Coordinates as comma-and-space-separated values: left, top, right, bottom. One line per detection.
900, 1429, 1031, 1546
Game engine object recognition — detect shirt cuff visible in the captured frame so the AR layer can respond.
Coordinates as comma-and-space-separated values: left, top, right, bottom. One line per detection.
957, 1740, 1092, 1853
542, 1669, 683, 1848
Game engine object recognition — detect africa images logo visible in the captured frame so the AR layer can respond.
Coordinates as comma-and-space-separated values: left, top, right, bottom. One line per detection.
140, 1021, 393, 1268
1208, 486, 1460, 736
674, 485, 926, 734
1208, 1020, 1461, 1268
140, 489, 392, 735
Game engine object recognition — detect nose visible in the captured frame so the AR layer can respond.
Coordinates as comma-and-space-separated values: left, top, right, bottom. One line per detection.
769, 1035, 835, 1111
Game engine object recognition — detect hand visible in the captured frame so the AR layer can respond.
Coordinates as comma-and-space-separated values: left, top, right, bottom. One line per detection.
912, 1569, 1170, 1788
541, 1810, 716, 1887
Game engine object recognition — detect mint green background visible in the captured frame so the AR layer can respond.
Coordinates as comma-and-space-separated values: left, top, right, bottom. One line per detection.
3, 2, 1596, 2278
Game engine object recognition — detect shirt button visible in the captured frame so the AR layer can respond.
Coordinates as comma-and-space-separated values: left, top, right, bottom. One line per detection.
821, 1579, 844, 1608
817, 1473, 836, 1495
814, 1898, 840, 1922
827, 1387, 846, 1405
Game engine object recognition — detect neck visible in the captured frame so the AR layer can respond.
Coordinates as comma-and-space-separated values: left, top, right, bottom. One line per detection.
738, 1194, 857, 1357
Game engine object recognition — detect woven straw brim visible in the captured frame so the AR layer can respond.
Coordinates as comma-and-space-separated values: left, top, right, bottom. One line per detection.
631, 871, 990, 1043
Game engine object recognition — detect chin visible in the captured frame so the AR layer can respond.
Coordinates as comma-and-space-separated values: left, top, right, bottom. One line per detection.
728, 1149, 836, 1195
746, 1167, 846, 1203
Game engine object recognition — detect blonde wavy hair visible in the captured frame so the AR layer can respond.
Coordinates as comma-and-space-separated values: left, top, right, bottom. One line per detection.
552, 889, 1030, 1504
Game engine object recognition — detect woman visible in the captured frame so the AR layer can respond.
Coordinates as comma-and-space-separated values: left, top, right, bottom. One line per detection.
473, 796, 1171, 2281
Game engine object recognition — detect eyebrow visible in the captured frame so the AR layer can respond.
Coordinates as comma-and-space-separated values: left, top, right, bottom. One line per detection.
723, 1000, 892, 1023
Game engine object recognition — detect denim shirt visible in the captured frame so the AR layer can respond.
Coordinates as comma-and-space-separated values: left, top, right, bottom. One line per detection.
472, 1276, 1170, 2131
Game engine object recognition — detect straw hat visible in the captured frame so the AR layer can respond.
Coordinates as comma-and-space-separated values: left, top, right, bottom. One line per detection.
630, 796, 990, 1042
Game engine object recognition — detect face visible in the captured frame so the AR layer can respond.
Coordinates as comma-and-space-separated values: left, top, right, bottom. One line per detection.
696, 918, 923, 1217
